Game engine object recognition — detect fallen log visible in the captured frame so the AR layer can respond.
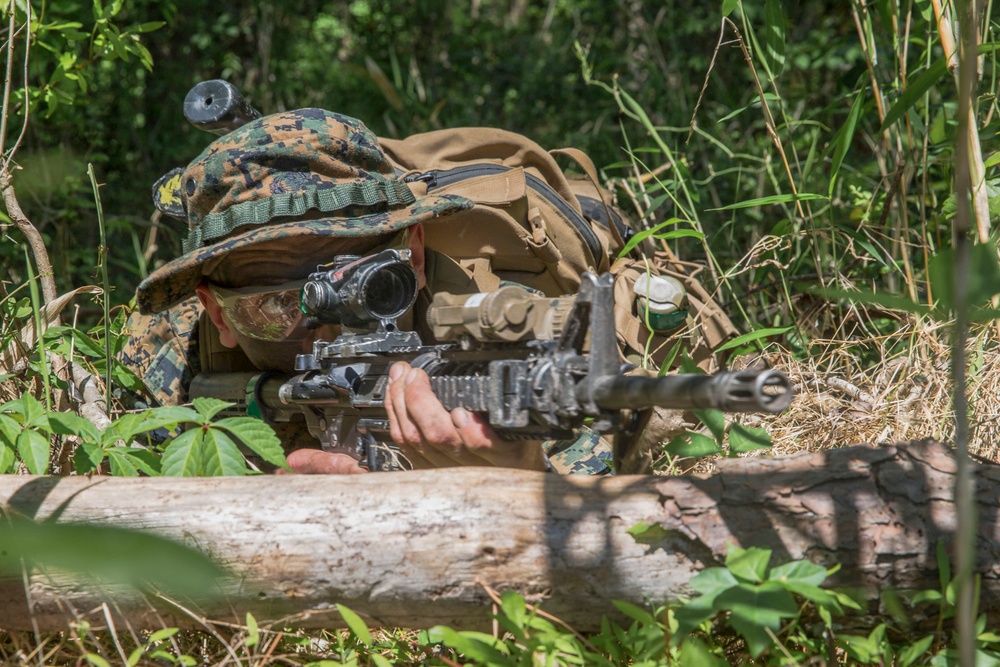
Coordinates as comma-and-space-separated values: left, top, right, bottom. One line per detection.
0, 440, 996, 632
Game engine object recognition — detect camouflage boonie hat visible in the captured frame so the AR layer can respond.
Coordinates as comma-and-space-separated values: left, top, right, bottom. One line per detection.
136, 108, 472, 314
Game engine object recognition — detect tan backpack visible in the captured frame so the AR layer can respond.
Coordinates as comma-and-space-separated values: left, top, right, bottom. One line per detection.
380, 128, 737, 370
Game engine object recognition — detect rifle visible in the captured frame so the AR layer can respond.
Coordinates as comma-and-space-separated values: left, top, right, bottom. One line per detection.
190, 250, 793, 472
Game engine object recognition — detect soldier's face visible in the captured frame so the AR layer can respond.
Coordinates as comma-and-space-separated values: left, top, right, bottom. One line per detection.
197, 226, 426, 373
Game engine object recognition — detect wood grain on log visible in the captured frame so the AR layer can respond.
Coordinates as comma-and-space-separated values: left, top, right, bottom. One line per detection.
0, 441, 995, 631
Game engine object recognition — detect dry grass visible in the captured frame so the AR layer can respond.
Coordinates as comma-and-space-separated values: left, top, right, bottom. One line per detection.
742, 316, 999, 462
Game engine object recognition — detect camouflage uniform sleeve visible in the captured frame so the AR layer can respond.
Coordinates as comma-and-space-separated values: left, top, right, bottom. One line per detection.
543, 428, 614, 475
118, 298, 203, 408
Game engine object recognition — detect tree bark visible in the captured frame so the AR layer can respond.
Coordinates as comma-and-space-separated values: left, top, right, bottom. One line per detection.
0, 440, 996, 632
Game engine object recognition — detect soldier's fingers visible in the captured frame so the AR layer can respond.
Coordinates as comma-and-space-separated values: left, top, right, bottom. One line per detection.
401, 367, 466, 458
284, 448, 367, 475
385, 361, 418, 446
387, 364, 456, 467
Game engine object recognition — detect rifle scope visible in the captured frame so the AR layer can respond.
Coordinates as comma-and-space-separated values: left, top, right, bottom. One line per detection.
300, 249, 419, 329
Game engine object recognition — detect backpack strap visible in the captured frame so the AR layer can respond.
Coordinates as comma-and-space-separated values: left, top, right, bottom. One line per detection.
550, 147, 628, 253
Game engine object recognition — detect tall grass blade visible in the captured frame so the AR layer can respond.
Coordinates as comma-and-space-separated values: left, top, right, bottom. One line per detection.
764, 0, 786, 76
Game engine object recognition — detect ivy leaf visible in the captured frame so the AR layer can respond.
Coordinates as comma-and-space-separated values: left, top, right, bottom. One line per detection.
48, 412, 101, 443
192, 397, 234, 422
694, 409, 726, 444
664, 432, 723, 458
107, 447, 161, 476
17, 429, 50, 474
0, 440, 15, 473
690, 567, 740, 598
198, 428, 247, 477
717, 582, 799, 657
160, 429, 202, 477
674, 595, 720, 640
0, 414, 20, 447
214, 418, 289, 471
768, 559, 828, 587
73, 441, 106, 474
725, 545, 771, 583
108, 450, 140, 477
17, 393, 51, 430
728, 423, 773, 455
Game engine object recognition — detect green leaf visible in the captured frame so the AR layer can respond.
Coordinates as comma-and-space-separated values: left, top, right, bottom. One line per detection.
713, 326, 792, 353
674, 595, 721, 639
715, 93, 782, 124
192, 397, 233, 421
829, 83, 868, 196
764, 0, 786, 76
879, 57, 949, 131
689, 567, 740, 598
725, 545, 771, 583
0, 440, 15, 474
199, 428, 248, 476
716, 582, 798, 657
107, 448, 161, 476
136, 21, 165, 32
0, 516, 226, 598
245, 612, 259, 647
47, 412, 101, 443
336, 603, 372, 647
84, 654, 111, 667
694, 409, 726, 444
499, 590, 527, 627
985, 152, 1000, 170
768, 559, 828, 587
370, 655, 393, 667
928, 242, 1000, 316
626, 519, 671, 545
728, 423, 773, 454
678, 636, 728, 666
711, 192, 827, 211
107, 450, 140, 477
17, 429, 50, 474
0, 414, 20, 446
148, 628, 180, 643
721, 0, 740, 17
160, 429, 202, 477
612, 600, 657, 626
900, 635, 935, 667
427, 626, 511, 664
618, 217, 689, 257
73, 441, 106, 474
664, 432, 723, 458
214, 418, 289, 471
19, 392, 50, 429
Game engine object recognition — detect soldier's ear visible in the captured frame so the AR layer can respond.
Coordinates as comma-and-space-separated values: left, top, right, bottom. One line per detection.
195, 283, 239, 348
408, 223, 426, 289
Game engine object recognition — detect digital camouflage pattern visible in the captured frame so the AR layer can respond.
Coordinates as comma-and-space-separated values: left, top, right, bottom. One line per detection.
119, 298, 202, 408
136, 108, 472, 315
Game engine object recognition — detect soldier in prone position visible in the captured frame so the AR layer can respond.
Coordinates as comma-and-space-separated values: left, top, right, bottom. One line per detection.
124, 109, 608, 474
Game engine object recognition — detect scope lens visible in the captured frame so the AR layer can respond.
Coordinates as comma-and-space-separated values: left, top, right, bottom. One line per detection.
363, 265, 416, 319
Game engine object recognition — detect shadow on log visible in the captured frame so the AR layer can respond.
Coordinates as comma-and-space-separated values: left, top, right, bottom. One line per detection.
0, 440, 995, 632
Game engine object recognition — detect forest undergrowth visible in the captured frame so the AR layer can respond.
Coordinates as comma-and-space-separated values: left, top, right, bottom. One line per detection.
1, 0, 1000, 664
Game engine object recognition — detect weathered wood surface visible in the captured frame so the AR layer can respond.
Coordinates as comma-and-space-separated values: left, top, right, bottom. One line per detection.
0, 440, 996, 632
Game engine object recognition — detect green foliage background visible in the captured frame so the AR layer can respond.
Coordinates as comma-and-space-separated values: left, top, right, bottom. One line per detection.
1, 0, 914, 315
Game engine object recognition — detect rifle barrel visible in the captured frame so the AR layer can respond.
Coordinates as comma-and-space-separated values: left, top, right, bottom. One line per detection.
591, 369, 792, 414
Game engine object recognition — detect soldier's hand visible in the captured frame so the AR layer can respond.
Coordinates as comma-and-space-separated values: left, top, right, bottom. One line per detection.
385, 362, 548, 471
282, 448, 368, 475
